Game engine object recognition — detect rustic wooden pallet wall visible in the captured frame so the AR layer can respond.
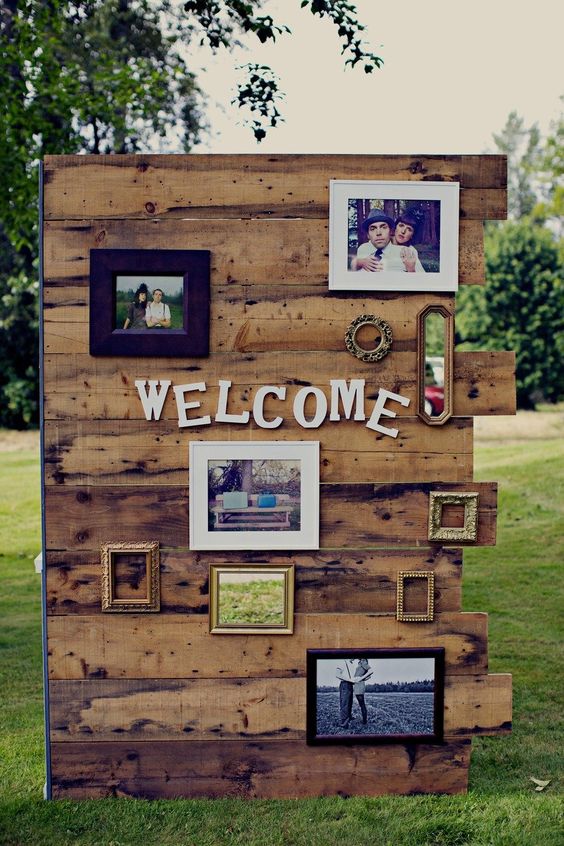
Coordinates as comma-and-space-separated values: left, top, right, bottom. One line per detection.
42, 154, 512, 799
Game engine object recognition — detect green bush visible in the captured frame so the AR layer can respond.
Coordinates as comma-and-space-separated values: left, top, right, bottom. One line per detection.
457, 219, 564, 408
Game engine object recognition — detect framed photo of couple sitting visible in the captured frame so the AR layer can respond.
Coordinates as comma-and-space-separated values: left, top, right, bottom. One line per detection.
329, 180, 459, 292
89, 249, 210, 356
306, 647, 445, 745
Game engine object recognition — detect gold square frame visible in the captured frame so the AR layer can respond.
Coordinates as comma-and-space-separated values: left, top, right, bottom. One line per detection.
209, 564, 295, 634
101, 541, 160, 612
428, 492, 479, 542
396, 570, 435, 622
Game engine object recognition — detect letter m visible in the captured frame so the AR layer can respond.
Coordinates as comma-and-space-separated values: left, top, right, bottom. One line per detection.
329, 379, 366, 421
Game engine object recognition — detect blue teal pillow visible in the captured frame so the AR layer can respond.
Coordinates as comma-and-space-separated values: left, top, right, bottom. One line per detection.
257, 494, 276, 508
222, 491, 248, 508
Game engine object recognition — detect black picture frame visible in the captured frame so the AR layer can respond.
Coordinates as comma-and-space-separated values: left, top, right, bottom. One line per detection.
306, 647, 445, 745
89, 248, 210, 357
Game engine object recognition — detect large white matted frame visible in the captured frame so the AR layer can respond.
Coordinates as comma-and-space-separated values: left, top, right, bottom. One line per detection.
189, 440, 320, 551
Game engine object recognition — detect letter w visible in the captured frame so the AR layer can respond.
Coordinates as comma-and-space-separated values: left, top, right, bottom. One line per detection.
135, 380, 171, 421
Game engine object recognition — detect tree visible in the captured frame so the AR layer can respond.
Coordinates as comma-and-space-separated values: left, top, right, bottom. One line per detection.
0, 0, 382, 428
492, 110, 541, 220
456, 108, 564, 409
457, 220, 563, 408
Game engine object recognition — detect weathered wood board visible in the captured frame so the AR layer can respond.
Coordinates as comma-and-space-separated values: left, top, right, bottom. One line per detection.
47, 612, 489, 680
44, 418, 475, 486
50, 739, 473, 799
43, 154, 507, 219
42, 350, 516, 420
43, 219, 485, 286
42, 153, 512, 800
46, 547, 463, 615
49, 674, 511, 741
44, 482, 498, 551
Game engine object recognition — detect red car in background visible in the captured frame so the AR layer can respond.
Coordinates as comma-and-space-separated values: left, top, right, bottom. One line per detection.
424, 383, 444, 417
424, 357, 445, 417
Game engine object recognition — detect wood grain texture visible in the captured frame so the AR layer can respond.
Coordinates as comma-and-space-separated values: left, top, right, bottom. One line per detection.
43, 154, 507, 220
42, 218, 485, 287
43, 417, 473, 486
47, 612, 488, 680
50, 738, 472, 798
46, 547, 463, 616
43, 153, 510, 799
42, 350, 516, 420
44, 482, 497, 551
44, 287, 459, 355
49, 673, 511, 742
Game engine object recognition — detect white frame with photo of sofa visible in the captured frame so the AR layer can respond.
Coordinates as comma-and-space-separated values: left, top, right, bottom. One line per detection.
189, 440, 320, 550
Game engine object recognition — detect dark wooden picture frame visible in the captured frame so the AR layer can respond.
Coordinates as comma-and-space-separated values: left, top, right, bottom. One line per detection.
89, 248, 210, 356
306, 647, 445, 745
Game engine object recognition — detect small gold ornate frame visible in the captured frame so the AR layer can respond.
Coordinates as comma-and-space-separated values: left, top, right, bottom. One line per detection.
416, 303, 454, 425
209, 564, 295, 634
428, 492, 479, 542
101, 541, 160, 612
396, 571, 435, 622
345, 314, 393, 362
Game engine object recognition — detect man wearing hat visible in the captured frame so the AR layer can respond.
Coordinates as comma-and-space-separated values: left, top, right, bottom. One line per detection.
351, 210, 425, 273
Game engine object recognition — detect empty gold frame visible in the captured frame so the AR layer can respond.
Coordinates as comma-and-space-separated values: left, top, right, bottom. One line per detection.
209, 564, 295, 634
397, 571, 435, 622
345, 314, 393, 362
101, 541, 160, 612
428, 492, 480, 543
417, 304, 454, 425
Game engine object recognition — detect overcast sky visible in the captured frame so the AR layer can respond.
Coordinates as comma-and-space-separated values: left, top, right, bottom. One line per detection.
190, 0, 562, 154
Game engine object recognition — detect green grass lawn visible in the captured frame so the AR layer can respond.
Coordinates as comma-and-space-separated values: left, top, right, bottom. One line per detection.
218, 579, 285, 625
0, 426, 562, 845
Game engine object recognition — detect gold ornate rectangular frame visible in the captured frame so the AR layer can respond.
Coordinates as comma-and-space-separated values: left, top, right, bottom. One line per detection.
209, 564, 295, 634
101, 541, 160, 612
428, 492, 479, 542
396, 570, 435, 622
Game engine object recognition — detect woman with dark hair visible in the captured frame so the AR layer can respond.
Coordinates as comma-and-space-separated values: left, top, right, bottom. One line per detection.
392, 210, 425, 272
123, 283, 149, 329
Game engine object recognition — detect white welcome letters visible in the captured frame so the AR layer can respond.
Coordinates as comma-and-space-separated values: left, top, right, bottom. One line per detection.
134, 378, 410, 439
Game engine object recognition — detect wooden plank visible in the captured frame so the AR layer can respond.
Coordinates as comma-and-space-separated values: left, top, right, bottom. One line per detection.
445, 673, 512, 737
43, 418, 473, 486
44, 482, 497, 551
44, 288, 460, 355
49, 673, 511, 742
50, 738, 471, 798
42, 218, 485, 287
46, 547, 463, 616
42, 350, 516, 420
47, 612, 488, 680
43, 153, 507, 220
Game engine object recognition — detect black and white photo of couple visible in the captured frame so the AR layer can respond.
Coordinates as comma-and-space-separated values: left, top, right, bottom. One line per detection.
310, 652, 442, 742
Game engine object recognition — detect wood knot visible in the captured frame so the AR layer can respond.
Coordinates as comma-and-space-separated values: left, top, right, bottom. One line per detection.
76, 491, 91, 504
137, 162, 149, 173
145, 201, 156, 214
95, 229, 106, 243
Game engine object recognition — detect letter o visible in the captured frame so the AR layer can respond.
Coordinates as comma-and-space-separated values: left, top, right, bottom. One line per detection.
293, 387, 328, 429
